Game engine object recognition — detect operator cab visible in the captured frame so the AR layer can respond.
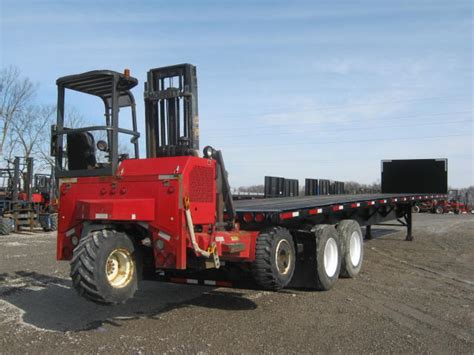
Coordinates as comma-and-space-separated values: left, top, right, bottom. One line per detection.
51, 70, 140, 178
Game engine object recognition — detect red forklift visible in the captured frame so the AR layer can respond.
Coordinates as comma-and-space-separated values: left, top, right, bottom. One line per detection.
0, 157, 58, 235
52, 65, 445, 304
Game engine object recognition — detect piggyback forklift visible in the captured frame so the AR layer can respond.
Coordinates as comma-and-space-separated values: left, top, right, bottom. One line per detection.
53, 64, 443, 304
53, 65, 250, 304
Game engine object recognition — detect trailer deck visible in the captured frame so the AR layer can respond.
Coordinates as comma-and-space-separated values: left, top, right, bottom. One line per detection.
235, 193, 446, 213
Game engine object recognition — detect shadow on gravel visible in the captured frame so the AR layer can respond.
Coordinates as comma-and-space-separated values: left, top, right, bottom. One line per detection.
364, 227, 401, 240
0, 271, 257, 332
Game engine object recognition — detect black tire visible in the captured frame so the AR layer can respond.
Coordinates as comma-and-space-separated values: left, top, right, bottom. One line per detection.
40, 213, 58, 232
311, 224, 342, 291
435, 206, 444, 214
70, 229, 139, 304
412, 205, 420, 213
251, 226, 296, 291
0, 217, 13, 235
337, 220, 363, 278
49, 213, 58, 231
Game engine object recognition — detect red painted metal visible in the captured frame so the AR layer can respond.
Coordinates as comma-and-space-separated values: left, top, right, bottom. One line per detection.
56, 156, 259, 270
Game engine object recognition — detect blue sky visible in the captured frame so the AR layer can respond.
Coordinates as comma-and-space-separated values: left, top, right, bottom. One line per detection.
1, 0, 472, 188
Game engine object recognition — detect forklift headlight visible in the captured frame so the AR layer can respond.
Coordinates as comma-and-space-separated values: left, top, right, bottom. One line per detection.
203, 146, 215, 159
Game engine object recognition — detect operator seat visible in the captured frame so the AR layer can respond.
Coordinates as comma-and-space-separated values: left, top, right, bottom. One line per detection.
67, 132, 97, 170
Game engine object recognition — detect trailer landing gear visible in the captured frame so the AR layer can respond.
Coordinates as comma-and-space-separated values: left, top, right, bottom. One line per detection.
364, 225, 373, 240
405, 207, 413, 241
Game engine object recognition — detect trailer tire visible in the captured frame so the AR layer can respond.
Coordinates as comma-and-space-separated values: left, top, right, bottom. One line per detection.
70, 229, 138, 304
337, 220, 363, 278
312, 225, 342, 291
251, 226, 296, 291
0, 217, 13, 235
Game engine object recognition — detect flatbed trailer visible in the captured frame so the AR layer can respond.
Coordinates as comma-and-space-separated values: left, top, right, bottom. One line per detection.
51, 65, 449, 304
234, 193, 447, 238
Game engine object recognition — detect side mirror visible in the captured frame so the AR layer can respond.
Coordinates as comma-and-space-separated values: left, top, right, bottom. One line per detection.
96, 140, 108, 152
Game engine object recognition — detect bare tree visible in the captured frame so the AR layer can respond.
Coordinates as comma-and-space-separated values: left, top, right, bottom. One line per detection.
238, 185, 264, 193
10, 104, 55, 161
343, 181, 381, 194
0, 66, 36, 156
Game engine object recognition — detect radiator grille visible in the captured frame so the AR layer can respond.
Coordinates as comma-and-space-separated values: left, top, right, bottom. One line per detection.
189, 166, 214, 203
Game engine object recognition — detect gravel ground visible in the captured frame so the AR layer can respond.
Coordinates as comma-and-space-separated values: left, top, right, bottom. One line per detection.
0, 213, 473, 353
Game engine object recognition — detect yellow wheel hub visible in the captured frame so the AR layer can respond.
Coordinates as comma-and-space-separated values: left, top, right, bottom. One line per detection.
105, 248, 134, 288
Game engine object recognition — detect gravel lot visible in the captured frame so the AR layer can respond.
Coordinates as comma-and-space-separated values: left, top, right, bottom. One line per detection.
0, 213, 473, 353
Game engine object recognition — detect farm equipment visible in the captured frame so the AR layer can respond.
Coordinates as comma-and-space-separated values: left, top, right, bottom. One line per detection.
434, 190, 473, 214
413, 190, 473, 214
0, 157, 58, 235
52, 65, 447, 304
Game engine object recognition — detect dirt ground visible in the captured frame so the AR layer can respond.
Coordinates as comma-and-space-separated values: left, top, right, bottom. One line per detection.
0, 213, 473, 353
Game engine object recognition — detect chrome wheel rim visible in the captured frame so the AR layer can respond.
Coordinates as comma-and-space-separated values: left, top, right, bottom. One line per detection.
324, 238, 338, 277
275, 239, 292, 275
106, 248, 134, 288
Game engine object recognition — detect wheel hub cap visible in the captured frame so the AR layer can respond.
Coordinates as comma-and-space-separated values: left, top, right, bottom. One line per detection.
275, 239, 292, 275
349, 231, 362, 266
106, 248, 134, 288
324, 238, 338, 277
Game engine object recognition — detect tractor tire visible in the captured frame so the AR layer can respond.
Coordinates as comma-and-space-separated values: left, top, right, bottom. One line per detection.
435, 206, 444, 215
0, 217, 13, 235
337, 220, 363, 278
40, 213, 58, 232
49, 213, 58, 231
251, 226, 296, 291
412, 205, 420, 213
311, 224, 342, 291
70, 229, 139, 304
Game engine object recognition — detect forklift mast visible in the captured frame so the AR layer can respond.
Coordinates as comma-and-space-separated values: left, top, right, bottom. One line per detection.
144, 64, 235, 223
0, 156, 33, 205
144, 64, 199, 158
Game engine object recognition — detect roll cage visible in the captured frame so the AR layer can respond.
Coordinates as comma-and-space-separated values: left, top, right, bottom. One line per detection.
51, 70, 140, 178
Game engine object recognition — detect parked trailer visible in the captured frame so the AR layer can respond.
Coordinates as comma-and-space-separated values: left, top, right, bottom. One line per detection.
51, 65, 447, 304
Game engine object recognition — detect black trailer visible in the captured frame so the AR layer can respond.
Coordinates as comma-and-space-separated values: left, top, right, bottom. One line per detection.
164, 159, 447, 290
219, 159, 447, 289
235, 158, 448, 241
234, 192, 446, 241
